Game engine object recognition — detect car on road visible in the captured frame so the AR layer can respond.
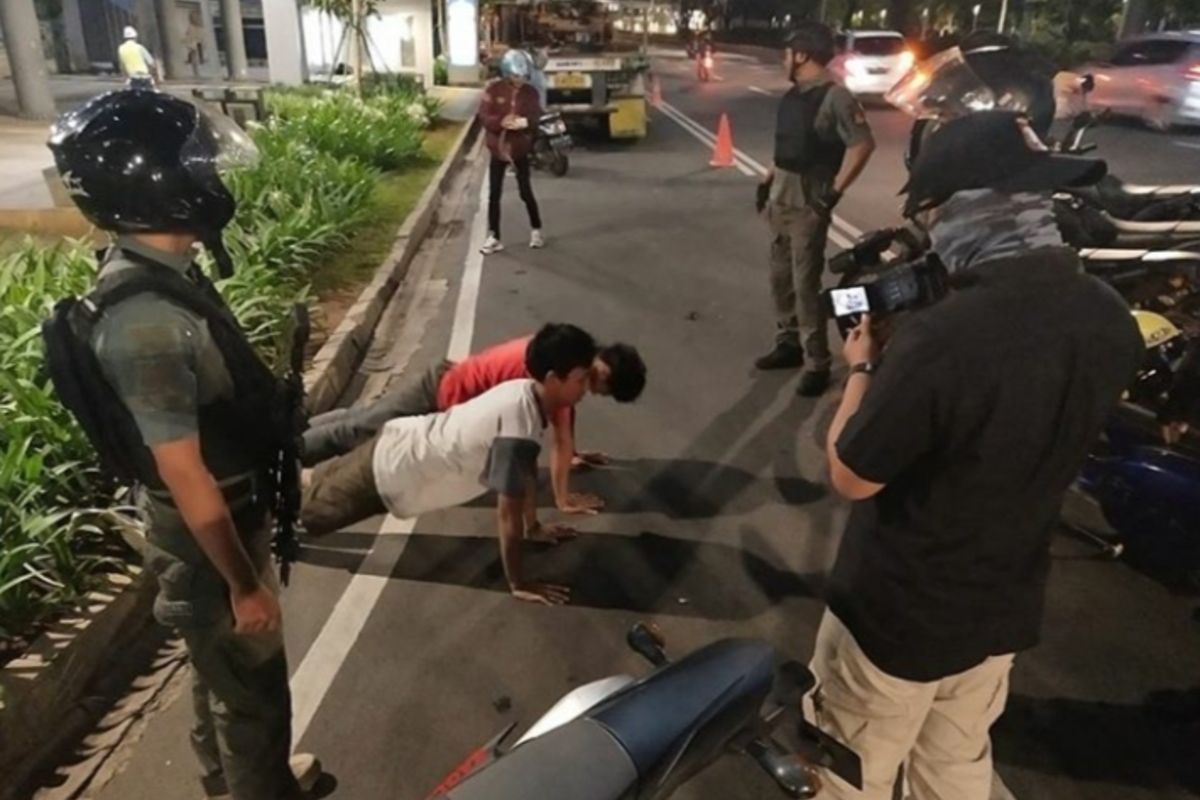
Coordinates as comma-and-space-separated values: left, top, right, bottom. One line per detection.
829, 30, 915, 98
1083, 32, 1200, 131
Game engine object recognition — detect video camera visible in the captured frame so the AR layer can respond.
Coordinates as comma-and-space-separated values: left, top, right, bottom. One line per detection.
823, 227, 949, 334
825, 256, 948, 321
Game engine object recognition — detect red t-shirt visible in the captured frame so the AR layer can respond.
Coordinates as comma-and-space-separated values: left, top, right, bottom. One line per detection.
437, 335, 574, 429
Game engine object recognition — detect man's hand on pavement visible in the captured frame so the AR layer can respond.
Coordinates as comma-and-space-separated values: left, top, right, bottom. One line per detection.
526, 521, 578, 544
574, 451, 610, 467
231, 583, 282, 634
511, 582, 571, 605
843, 313, 880, 368
558, 492, 605, 515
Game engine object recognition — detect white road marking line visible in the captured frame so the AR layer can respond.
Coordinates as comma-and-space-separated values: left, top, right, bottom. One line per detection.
748, 85, 774, 96
290, 516, 416, 742
447, 176, 491, 360
656, 100, 857, 249
291, 155, 491, 745
1173, 139, 1200, 150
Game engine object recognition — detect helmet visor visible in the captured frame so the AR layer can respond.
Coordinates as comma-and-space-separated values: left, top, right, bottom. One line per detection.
178, 96, 260, 175
886, 47, 996, 120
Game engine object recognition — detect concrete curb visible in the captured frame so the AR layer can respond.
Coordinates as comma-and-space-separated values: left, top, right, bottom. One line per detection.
0, 570, 156, 800
0, 110, 480, 800
305, 115, 481, 414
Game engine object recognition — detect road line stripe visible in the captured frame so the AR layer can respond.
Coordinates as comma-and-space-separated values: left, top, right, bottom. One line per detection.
446, 176, 490, 360
1173, 140, 1200, 150
656, 100, 857, 249
291, 158, 491, 745
748, 85, 774, 96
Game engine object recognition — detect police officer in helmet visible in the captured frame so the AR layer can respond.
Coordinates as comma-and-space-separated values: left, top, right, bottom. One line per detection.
756, 22, 876, 397
47, 88, 320, 799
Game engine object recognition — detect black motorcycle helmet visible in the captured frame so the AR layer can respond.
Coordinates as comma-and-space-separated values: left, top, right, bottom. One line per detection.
47, 88, 256, 262
903, 33, 1057, 170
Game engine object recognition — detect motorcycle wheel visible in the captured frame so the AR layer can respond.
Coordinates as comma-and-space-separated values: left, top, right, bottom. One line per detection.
549, 151, 569, 178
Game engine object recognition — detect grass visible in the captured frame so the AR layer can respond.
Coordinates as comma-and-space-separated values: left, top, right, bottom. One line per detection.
310, 121, 465, 297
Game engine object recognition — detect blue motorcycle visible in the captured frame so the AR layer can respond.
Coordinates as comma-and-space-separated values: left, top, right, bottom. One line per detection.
1072, 406, 1200, 581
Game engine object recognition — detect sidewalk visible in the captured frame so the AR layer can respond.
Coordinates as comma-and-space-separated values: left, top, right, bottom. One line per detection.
0, 116, 54, 209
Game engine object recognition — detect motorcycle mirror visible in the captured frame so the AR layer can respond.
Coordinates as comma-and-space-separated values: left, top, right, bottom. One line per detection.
627, 621, 669, 667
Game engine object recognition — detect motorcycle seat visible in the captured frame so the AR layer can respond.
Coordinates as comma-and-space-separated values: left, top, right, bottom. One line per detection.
1074, 176, 1200, 221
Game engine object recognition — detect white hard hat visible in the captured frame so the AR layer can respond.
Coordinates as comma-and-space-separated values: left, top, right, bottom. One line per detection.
123, 26, 138, 40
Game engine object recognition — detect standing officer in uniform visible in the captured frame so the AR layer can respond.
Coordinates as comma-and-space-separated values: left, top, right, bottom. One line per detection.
755, 22, 875, 397
46, 89, 319, 800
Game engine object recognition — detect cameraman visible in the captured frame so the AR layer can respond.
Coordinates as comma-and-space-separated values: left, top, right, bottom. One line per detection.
812, 111, 1143, 800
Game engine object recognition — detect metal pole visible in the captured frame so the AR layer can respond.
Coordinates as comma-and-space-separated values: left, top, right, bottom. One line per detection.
197, 0, 222, 77
351, 0, 364, 95
0, 0, 56, 118
220, 0, 249, 80
998, 0, 1010, 32
60, 0, 91, 73
155, 0, 188, 79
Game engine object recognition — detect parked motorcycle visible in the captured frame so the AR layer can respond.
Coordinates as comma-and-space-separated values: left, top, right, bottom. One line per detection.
425, 623, 862, 800
530, 111, 571, 177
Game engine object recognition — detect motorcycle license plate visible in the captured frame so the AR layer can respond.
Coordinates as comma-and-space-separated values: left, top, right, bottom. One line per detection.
552, 72, 590, 89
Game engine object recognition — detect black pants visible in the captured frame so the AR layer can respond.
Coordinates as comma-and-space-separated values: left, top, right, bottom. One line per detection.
488, 155, 542, 237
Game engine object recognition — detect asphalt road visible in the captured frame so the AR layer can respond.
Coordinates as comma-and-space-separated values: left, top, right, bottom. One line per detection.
67, 54, 1200, 800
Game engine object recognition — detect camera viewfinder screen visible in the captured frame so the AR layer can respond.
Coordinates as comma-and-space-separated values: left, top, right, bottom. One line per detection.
831, 286, 870, 317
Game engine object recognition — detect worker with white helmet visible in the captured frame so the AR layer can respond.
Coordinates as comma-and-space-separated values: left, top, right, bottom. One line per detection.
118, 25, 160, 84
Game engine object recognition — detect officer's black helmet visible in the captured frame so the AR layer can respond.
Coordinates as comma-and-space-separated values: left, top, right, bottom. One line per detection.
47, 87, 257, 235
902, 35, 1057, 170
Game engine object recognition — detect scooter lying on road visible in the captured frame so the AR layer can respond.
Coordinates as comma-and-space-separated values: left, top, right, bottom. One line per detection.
530, 111, 571, 177
425, 623, 862, 800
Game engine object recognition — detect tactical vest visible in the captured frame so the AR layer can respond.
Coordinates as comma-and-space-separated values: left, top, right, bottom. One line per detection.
773, 83, 846, 179
42, 249, 283, 495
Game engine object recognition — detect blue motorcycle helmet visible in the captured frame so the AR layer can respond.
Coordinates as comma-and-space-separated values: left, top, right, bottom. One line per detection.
500, 49, 533, 81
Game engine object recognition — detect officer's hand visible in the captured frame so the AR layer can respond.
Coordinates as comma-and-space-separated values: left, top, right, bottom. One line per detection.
843, 313, 879, 368
813, 187, 842, 219
232, 584, 283, 634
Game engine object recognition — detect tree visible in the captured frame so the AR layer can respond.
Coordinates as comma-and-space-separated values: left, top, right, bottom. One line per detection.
304, 0, 383, 93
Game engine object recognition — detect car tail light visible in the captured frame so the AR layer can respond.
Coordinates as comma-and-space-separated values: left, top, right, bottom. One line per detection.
1182, 61, 1200, 81
898, 49, 915, 71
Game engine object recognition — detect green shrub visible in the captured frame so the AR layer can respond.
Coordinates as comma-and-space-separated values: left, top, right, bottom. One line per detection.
0, 83, 405, 645
264, 84, 433, 171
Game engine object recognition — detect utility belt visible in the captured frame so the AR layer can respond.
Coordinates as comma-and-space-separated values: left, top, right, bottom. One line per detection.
145, 469, 272, 516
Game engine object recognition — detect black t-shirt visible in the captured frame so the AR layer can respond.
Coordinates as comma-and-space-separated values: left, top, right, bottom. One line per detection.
830, 248, 1143, 682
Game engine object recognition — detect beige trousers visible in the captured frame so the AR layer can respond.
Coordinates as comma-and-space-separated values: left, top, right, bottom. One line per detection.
807, 610, 1015, 800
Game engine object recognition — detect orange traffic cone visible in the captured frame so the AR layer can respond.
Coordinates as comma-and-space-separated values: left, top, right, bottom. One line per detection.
650, 74, 663, 108
710, 113, 734, 168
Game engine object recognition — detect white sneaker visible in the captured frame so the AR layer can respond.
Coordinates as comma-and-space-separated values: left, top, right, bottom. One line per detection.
530, 230, 545, 249
480, 234, 504, 255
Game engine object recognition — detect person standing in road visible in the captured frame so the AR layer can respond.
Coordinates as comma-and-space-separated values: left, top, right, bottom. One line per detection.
118, 26, 161, 84
46, 90, 319, 800
814, 111, 1141, 800
756, 22, 875, 397
479, 49, 545, 255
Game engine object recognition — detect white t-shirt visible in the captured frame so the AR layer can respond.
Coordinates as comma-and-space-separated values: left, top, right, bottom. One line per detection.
372, 378, 546, 518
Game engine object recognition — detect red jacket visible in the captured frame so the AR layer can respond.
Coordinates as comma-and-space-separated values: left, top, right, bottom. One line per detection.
479, 79, 542, 162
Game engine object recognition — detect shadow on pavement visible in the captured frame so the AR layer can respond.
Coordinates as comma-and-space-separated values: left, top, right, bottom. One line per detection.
993, 692, 1200, 794
299, 530, 821, 618
576, 457, 826, 519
